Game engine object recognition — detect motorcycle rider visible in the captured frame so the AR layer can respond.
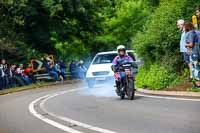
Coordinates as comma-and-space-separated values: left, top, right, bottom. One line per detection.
111, 45, 135, 95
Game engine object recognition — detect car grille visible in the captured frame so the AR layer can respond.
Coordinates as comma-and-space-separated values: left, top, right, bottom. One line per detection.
92, 71, 109, 76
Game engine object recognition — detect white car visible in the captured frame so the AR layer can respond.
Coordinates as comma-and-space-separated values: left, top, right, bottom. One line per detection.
86, 50, 138, 88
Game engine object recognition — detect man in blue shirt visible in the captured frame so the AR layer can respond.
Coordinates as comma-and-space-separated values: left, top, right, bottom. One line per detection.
177, 19, 192, 81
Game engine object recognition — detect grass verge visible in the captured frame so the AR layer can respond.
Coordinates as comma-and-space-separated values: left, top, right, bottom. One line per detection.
187, 87, 200, 92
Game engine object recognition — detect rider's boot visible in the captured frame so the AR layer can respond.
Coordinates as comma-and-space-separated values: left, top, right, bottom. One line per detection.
115, 81, 121, 96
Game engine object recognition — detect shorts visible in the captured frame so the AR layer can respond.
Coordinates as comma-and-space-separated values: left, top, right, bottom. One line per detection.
182, 52, 190, 64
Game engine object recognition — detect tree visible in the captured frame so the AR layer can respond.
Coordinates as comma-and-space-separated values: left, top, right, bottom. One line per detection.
96, 0, 150, 49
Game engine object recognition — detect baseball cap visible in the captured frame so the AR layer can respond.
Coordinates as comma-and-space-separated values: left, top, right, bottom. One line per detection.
177, 19, 184, 25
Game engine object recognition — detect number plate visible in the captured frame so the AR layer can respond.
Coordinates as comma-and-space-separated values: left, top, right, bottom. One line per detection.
96, 77, 106, 81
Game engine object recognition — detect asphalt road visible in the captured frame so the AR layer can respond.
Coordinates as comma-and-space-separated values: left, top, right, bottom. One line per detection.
0, 82, 200, 133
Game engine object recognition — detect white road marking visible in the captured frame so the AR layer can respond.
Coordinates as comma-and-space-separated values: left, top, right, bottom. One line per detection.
136, 93, 200, 102
29, 88, 118, 133
29, 93, 83, 133
29, 87, 200, 133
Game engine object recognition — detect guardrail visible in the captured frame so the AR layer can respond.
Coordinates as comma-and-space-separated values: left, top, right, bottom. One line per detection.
34, 72, 72, 81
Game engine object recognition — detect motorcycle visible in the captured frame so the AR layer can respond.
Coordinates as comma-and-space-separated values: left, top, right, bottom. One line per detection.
114, 62, 137, 100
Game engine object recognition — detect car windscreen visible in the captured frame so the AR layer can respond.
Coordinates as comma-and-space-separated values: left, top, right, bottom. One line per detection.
92, 53, 117, 64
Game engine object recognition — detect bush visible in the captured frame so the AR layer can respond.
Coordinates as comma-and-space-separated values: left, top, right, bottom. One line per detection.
134, 0, 200, 89
134, 0, 200, 64
136, 64, 179, 90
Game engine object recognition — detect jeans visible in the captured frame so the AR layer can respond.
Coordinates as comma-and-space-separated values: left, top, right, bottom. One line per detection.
21, 76, 32, 85
120, 72, 126, 79
49, 71, 59, 81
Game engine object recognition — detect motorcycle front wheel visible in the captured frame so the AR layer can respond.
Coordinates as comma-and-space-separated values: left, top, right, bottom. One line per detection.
126, 78, 135, 100
120, 92, 125, 99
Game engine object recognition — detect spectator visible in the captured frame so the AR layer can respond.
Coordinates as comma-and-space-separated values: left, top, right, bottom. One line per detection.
185, 21, 200, 87
196, 7, 200, 29
77, 60, 87, 79
0, 66, 5, 89
54, 61, 66, 80
192, 7, 200, 29
177, 19, 192, 81
16, 64, 32, 85
59, 59, 67, 74
0, 59, 9, 89
8, 65, 17, 87
10, 65, 24, 87
24, 64, 35, 83
44, 61, 59, 81
70, 60, 78, 79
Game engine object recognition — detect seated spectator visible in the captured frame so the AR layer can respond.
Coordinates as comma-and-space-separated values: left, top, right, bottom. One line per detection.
70, 60, 78, 79
24, 64, 35, 83
16, 64, 32, 85
44, 61, 59, 81
8, 65, 17, 87
7, 64, 24, 87
59, 59, 67, 73
54, 61, 66, 80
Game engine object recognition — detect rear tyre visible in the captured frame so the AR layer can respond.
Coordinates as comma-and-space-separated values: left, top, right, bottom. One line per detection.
127, 78, 135, 100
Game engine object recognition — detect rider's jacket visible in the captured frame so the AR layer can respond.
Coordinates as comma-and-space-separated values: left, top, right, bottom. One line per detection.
112, 55, 133, 68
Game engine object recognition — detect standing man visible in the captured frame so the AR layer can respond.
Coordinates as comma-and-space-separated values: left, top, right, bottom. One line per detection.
193, 7, 200, 29
0, 59, 9, 88
177, 19, 192, 81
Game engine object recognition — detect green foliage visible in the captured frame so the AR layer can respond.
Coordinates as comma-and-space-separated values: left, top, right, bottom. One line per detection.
1, 0, 200, 91
136, 64, 179, 90
134, 0, 200, 63
133, 0, 200, 89
0, 0, 113, 61
187, 88, 200, 92
144, 0, 160, 6
97, 0, 150, 48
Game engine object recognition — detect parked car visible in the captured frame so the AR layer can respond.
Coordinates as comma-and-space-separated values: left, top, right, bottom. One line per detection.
86, 50, 140, 88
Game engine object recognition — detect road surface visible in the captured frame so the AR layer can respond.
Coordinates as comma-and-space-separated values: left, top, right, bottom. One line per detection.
0, 82, 200, 133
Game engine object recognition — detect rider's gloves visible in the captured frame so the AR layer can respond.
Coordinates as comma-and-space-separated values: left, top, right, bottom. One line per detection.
111, 65, 117, 72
